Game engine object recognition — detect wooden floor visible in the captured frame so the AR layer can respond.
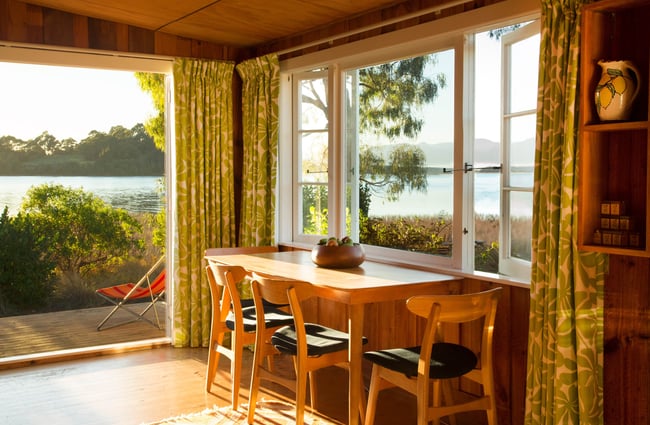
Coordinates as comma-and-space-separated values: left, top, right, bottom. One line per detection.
0, 309, 486, 425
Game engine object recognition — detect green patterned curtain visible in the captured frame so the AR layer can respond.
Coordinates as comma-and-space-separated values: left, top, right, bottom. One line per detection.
235, 54, 280, 246
173, 58, 236, 347
525, 1, 606, 424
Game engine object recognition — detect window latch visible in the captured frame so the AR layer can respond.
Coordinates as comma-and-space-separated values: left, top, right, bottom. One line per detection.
443, 163, 502, 174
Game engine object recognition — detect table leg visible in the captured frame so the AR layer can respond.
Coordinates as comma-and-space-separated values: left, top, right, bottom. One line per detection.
348, 304, 364, 425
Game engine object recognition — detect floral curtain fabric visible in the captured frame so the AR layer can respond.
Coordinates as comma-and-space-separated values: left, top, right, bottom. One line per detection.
235, 54, 280, 246
525, 1, 606, 424
172, 58, 236, 347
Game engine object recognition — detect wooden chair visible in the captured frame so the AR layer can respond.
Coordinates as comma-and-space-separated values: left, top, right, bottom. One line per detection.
363, 287, 502, 425
247, 272, 368, 425
203, 246, 293, 408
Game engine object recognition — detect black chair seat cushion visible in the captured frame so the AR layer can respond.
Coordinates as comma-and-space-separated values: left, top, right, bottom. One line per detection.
363, 343, 477, 379
226, 305, 293, 332
271, 324, 369, 357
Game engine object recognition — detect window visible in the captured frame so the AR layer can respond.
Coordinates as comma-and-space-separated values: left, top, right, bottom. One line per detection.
471, 23, 540, 280
293, 69, 330, 239
280, 13, 539, 281
344, 50, 455, 261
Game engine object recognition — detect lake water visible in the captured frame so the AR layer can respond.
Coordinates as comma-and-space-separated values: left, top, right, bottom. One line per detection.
368, 172, 533, 217
0, 173, 531, 217
0, 176, 164, 215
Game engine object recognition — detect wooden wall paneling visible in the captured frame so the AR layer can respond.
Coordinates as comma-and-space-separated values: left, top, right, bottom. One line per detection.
0, 0, 237, 61
506, 283, 529, 425
71, 14, 88, 48
42, 8, 74, 46
88, 18, 118, 51
604, 255, 650, 425
128, 26, 155, 54
0, 0, 43, 43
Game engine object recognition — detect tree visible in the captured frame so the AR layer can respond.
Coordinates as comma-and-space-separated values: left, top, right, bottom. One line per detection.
0, 207, 56, 314
358, 56, 446, 139
20, 184, 144, 286
353, 56, 445, 213
135, 72, 166, 151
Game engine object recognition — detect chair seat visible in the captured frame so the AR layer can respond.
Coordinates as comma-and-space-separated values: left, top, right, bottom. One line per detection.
363, 342, 477, 379
272, 323, 368, 356
226, 305, 294, 332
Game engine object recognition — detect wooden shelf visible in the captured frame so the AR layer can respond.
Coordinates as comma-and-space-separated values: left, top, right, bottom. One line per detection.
578, 0, 650, 257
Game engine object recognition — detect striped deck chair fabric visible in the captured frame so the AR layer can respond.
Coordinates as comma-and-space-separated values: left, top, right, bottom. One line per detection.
96, 257, 166, 331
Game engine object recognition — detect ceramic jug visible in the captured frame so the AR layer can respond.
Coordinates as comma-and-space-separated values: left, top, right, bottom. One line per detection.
595, 60, 641, 121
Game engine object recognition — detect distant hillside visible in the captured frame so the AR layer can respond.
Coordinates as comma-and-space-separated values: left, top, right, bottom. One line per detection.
371, 138, 535, 168
0, 124, 164, 176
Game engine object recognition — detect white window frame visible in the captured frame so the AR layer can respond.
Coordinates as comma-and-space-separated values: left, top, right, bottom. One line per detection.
498, 21, 540, 280
0, 41, 175, 334
277, 0, 539, 281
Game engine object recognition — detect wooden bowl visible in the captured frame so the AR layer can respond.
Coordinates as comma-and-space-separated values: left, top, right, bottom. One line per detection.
311, 244, 366, 268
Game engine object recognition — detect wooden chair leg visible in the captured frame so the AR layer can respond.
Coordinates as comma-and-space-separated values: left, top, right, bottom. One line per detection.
364, 365, 382, 425
431, 380, 442, 425
247, 349, 263, 424
231, 334, 244, 408
295, 367, 308, 425
205, 333, 224, 392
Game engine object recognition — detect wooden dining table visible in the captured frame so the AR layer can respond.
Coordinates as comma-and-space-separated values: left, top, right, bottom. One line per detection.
205, 249, 459, 425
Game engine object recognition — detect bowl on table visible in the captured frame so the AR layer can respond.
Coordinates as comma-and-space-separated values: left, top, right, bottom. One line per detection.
311, 243, 366, 268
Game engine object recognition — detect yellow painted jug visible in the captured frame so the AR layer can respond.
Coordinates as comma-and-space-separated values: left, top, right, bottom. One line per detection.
595, 60, 641, 121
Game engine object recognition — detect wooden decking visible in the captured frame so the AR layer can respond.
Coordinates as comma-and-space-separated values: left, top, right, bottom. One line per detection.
0, 304, 167, 362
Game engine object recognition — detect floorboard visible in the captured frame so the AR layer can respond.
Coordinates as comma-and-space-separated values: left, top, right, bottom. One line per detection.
0, 345, 489, 425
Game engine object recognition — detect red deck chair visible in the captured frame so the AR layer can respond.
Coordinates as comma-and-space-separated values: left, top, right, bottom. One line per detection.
95, 257, 166, 331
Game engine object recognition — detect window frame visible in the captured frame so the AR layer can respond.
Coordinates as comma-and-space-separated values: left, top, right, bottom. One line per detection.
277, 0, 540, 281
498, 21, 540, 280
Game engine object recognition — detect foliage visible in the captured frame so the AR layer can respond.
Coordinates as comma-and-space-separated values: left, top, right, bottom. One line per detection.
20, 184, 144, 286
354, 56, 444, 204
0, 125, 164, 176
359, 144, 428, 202
358, 56, 446, 139
0, 207, 56, 314
135, 72, 166, 152
360, 215, 451, 255
301, 185, 328, 235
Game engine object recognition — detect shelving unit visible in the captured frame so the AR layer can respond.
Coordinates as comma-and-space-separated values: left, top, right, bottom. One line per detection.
578, 0, 650, 257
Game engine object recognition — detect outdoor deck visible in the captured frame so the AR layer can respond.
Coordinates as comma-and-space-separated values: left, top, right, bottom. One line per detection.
0, 304, 167, 362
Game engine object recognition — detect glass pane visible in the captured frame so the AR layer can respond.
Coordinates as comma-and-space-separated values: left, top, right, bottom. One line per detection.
509, 190, 532, 261
509, 33, 540, 112
299, 132, 328, 183
345, 50, 455, 256
474, 30, 503, 273
299, 78, 328, 130
508, 113, 535, 186
300, 184, 328, 235
475, 172, 500, 273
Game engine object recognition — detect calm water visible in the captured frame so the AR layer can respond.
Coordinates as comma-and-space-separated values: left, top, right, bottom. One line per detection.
0, 173, 529, 217
0, 176, 164, 215
368, 172, 533, 217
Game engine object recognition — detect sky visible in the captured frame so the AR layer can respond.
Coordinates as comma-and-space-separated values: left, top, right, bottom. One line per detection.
0, 26, 537, 145
0, 62, 156, 141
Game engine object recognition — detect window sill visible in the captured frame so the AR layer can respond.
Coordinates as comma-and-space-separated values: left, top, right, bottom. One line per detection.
278, 242, 531, 289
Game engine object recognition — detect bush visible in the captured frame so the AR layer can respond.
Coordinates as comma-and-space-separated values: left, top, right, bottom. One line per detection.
0, 207, 56, 315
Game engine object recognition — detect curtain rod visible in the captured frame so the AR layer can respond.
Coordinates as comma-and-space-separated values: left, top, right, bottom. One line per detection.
275, 0, 474, 56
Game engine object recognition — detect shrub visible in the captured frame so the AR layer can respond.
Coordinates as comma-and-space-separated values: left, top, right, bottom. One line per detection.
0, 207, 56, 315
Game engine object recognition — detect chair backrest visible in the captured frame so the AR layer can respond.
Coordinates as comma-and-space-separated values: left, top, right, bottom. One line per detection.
251, 272, 314, 356
204, 246, 279, 329
407, 287, 502, 368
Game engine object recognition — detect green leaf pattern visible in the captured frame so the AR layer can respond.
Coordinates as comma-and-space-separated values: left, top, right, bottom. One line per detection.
172, 58, 236, 347
236, 54, 280, 246
525, 1, 605, 424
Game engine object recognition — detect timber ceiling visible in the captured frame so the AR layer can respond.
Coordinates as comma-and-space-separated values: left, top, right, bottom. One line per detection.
23, 0, 467, 49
